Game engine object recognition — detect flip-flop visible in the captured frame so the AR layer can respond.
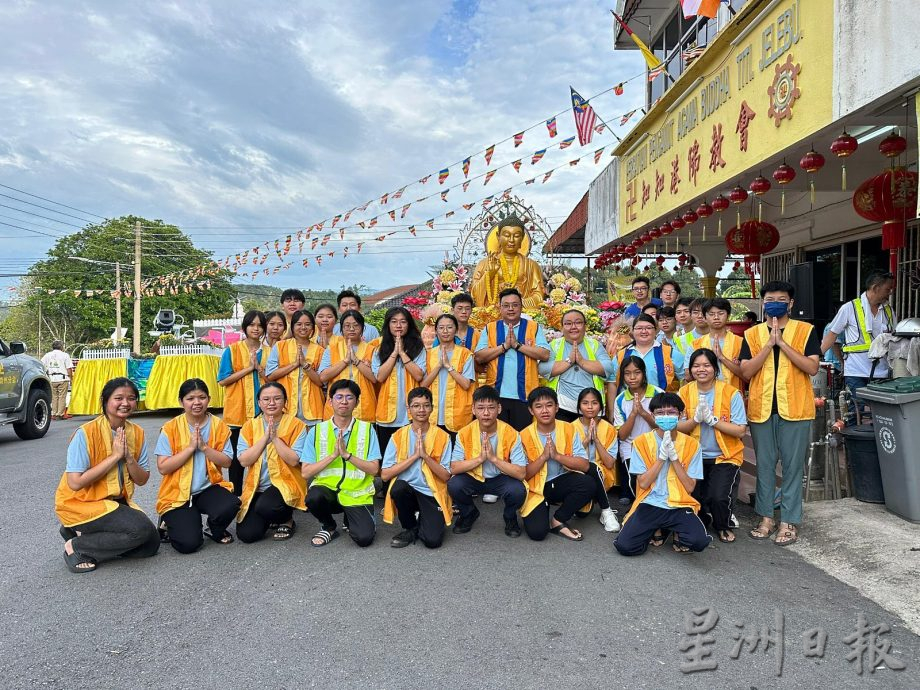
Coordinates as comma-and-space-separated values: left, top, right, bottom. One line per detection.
311, 529, 340, 547
63, 549, 96, 574
672, 539, 691, 553
649, 531, 665, 547
204, 527, 235, 545
774, 525, 798, 547
718, 530, 736, 544
273, 521, 296, 541
549, 523, 583, 542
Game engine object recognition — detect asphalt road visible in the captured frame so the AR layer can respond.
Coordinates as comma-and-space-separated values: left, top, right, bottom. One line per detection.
1, 412, 918, 689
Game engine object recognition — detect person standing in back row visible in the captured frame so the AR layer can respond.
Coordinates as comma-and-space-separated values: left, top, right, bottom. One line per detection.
42, 340, 74, 420
740, 281, 820, 548
333, 290, 381, 342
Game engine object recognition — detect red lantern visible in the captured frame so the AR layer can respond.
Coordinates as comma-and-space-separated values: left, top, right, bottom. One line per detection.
726, 220, 780, 294
709, 195, 729, 237
749, 176, 771, 221
853, 168, 920, 273
625, 245, 637, 256
656, 255, 666, 265
696, 201, 713, 218
830, 131, 858, 189
728, 185, 748, 229
660, 222, 673, 235
800, 149, 825, 206
640, 232, 652, 243
682, 208, 699, 225
879, 132, 907, 159
670, 216, 686, 230
772, 162, 797, 214
648, 228, 662, 240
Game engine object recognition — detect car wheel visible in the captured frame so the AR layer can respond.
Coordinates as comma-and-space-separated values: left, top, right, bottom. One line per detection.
13, 387, 51, 440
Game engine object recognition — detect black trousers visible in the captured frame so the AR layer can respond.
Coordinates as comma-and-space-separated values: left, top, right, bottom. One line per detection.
228, 426, 244, 496
586, 462, 613, 511
70, 503, 160, 563
447, 473, 526, 522
376, 425, 398, 457
236, 485, 294, 544
161, 485, 241, 554
498, 397, 532, 431
522, 472, 595, 541
305, 485, 376, 547
694, 461, 741, 531
389, 479, 445, 548
555, 409, 580, 423
614, 503, 711, 556
437, 425, 458, 446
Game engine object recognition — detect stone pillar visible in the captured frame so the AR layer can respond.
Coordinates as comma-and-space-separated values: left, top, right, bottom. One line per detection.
701, 275, 719, 297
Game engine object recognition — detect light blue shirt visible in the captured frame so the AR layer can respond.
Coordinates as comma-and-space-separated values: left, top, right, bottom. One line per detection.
537, 339, 614, 413
155, 418, 234, 495
265, 343, 321, 423
452, 430, 527, 479
609, 342, 685, 389
697, 388, 748, 459
372, 349, 428, 427
332, 322, 380, 341
624, 298, 662, 319
66, 426, 150, 492
300, 418, 383, 464
431, 345, 476, 426
629, 433, 703, 510
235, 418, 307, 492
218, 347, 264, 422
533, 429, 588, 482
381, 427, 453, 496
474, 318, 550, 402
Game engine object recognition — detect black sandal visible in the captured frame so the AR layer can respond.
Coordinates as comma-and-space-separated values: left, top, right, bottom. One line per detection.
63, 548, 96, 574
311, 528, 340, 547
549, 522, 584, 541
204, 527, 234, 545
59, 525, 76, 541
273, 521, 296, 541
649, 531, 665, 547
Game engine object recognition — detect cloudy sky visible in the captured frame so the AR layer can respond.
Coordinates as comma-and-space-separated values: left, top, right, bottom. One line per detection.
0, 0, 645, 296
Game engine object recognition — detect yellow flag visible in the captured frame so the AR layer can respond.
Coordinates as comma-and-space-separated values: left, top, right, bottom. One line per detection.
612, 11, 662, 70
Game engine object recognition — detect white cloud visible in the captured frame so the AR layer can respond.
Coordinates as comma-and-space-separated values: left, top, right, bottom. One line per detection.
0, 0, 644, 295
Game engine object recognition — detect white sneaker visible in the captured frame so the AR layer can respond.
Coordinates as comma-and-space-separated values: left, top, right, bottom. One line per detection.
729, 512, 739, 528
600, 508, 621, 532
482, 494, 499, 504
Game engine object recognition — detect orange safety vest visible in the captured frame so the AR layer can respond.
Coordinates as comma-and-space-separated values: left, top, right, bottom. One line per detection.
237, 414, 307, 521
692, 331, 744, 392
382, 425, 453, 525
455, 420, 520, 482
54, 416, 146, 527
678, 381, 745, 466
321, 339, 378, 422
376, 348, 425, 425
273, 338, 325, 421
744, 320, 816, 423
482, 319, 540, 398
519, 421, 576, 517
427, 345, 474, 431
616, 343, 676, 391
571, 417, 619, 488
623, 431, 700, 523
156, 414, 234, 514
222, 340, 268, 427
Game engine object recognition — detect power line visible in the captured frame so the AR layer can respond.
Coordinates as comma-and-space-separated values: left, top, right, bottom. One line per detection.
0, 203, 79, 229
0, 192, 97, 224
0, 183, 108, 220
0, 220, 65, 239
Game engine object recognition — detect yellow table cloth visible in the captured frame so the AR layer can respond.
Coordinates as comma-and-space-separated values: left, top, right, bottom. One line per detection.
69, 358, 128, 416
144, 355, 224, 411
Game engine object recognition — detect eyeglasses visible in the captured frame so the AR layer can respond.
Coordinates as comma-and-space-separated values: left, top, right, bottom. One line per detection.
632, 286, 649, 292
561, 321, 584, 327
332, 394, 356, 402
633, 326, 655, 332
499, 302, 521, 309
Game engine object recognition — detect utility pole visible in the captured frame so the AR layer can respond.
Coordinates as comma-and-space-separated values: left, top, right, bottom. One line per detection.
115, 261, 122, 341
38, 300, 42, 354
133, 220, 142, 354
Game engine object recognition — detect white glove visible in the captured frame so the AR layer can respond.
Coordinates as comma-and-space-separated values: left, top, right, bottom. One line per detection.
657, 436, 670, 462
667, 441, 679, 464
694, 400, 709, 425
705, 411, 720, 427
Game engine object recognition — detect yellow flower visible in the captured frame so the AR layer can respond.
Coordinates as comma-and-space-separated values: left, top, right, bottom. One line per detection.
436, 290, 453, 304
550, 273, 566, 286
564, 277, 581, 291
549, 287, 566, 303
439, 269, 456, 284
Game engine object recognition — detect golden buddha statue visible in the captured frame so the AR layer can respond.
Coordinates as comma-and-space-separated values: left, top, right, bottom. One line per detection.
470, 215, 546, 309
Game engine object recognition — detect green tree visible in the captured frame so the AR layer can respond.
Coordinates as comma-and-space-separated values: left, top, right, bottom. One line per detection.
0, 216, 234, 352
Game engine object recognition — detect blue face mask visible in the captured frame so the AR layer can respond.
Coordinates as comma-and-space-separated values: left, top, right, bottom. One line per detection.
655, 415, 679, 431
763, 301, 789, 318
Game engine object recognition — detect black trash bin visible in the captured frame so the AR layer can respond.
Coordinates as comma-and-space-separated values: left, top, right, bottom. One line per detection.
841, 424, 885, 503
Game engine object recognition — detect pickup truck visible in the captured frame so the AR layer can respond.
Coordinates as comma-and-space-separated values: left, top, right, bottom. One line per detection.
0, 338, 52, 439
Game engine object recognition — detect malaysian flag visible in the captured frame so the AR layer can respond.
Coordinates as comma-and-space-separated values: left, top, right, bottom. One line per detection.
620, 109, 637, 126
648, 65, 664, 82
682, 44, 705, 63
570, 87, 596, 146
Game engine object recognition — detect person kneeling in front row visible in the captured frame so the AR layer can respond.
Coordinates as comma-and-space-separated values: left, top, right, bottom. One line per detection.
302, 380, 381, 547
381, 387, 453, 549
448, 385, 528, 537
519, 386, 594, 541
614, 392, 711, 556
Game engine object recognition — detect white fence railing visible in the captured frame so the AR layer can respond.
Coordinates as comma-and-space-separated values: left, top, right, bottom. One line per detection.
194, 318, 242, 329
159, 345, 224, 357
81, 348, 131, 360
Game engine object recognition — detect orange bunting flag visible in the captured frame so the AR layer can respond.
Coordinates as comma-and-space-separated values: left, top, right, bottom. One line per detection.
393, 186, 406, 199
463, 203, 474, 210
331, 214, 342, 227
512, 159, 522, 172
369, 217, 378, 228
441, 191, 448, 202
462, 157, 471, 178
543, 171, 553, 183
321, 234, 330, 246
375, 234, 386, 241
408, 226, 416, 236
484, 170, 496, 185
316, 221, 325, 231
614, 82, 624, 95
328, 251, 335, 258
253, 246, 260, 254
594, 148, 605, 163
426, 219, 434, 229
446, 210, 455, 217
284, 235, 292, 252
401, 204, 411, 218
462, 180, 470, 192
388, 210, 396, 221
513, 132, 524, 147
485, 145, 495, 165
380, 192, 389, 205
